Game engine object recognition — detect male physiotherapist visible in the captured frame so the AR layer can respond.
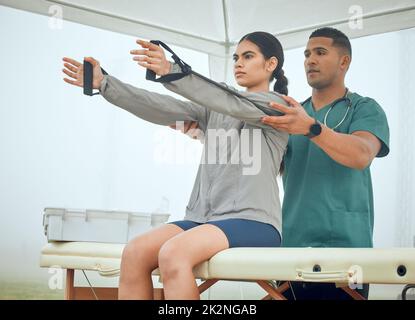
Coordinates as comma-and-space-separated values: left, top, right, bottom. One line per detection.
260, 27, 390, 299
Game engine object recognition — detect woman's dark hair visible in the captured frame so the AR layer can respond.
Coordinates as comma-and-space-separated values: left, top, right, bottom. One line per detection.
239, 31, 288, 95
240, 32, 288, 175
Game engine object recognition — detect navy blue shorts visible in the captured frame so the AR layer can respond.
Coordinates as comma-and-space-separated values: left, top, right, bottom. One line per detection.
168, 218, 281, 248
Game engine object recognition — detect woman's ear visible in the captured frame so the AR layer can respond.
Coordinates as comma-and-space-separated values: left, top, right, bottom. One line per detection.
267, 57, 278, 73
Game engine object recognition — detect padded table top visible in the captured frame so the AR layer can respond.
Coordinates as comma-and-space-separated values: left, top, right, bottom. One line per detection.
40, 242, 415, 284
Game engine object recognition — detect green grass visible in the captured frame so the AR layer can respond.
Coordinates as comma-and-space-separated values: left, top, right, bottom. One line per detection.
0, 280, 64, 300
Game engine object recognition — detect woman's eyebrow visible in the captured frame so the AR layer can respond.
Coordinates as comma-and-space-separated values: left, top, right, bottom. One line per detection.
233, 51, 256, 58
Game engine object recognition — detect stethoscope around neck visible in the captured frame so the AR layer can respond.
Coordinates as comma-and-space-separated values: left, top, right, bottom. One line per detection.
301, 89, 352, 130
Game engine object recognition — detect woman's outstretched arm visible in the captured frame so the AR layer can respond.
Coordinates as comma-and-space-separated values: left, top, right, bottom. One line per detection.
62, 56, 209, 131
131, 40, 288, 129
164, 66, 284, 129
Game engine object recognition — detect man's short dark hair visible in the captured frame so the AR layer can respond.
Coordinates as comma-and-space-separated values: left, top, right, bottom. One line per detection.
310, 27, 352, 57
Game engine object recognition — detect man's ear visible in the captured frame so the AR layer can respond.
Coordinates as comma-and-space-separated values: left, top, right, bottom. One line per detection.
340, 55, 351, 71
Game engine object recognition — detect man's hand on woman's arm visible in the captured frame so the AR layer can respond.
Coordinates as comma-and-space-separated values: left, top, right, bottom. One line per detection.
170, 121, 202, 140
262, 95, 381, 170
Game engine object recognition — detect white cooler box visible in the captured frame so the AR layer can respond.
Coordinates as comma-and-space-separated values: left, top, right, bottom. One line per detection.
43, 207, 170, 244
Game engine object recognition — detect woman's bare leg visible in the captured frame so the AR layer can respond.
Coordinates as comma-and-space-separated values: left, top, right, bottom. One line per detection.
118, 223, 184, 299
158, 224, 229, 300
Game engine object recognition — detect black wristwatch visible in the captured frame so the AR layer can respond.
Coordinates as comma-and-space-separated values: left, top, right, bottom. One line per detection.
305, 119, 322, 138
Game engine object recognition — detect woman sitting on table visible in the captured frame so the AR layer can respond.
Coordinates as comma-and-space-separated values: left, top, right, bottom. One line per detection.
62, 31, 289, 300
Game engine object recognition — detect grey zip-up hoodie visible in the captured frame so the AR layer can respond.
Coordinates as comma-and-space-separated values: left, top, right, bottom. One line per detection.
99, 68, 288, 235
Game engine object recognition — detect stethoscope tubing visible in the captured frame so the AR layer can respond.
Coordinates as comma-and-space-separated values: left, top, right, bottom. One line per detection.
302, 90, 352, 130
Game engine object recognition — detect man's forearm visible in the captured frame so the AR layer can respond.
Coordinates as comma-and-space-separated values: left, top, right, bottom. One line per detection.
261, 95, 380, 169
310, 125, 372, 170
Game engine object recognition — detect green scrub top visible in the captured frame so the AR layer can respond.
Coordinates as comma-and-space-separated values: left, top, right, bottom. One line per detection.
282, 92, 390, 248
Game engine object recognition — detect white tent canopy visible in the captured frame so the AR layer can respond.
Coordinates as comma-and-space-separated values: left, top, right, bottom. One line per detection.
2, 0, 415, 81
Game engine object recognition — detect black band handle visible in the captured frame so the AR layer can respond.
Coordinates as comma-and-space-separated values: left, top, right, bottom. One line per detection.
83, 59, 108, 96
145, 40, 191, 83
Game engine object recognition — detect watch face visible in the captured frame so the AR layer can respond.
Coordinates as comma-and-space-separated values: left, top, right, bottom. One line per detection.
311, 123, 322, 135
